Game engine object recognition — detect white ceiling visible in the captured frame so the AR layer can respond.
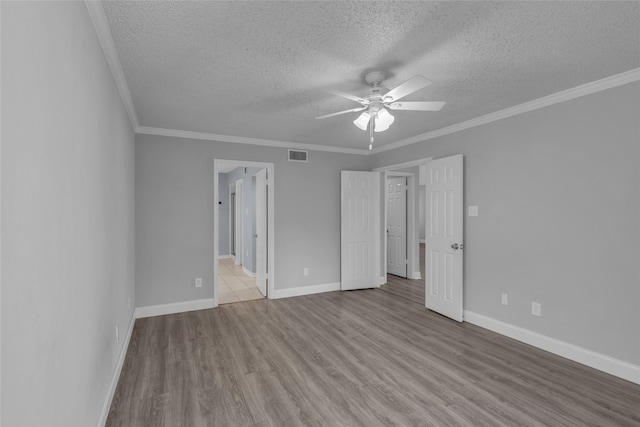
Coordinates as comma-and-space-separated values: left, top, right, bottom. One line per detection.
101, 1, 640, 152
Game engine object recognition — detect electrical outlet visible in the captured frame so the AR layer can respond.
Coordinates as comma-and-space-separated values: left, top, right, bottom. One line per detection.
115, 325, 119, 343
532, 302, 542, 317
468, 205, 479, 217
501, 293, 508, 305
195, 278, 203, 288
303, 267, 309, 276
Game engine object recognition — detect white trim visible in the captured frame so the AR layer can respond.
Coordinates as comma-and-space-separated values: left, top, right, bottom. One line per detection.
272, 282, 341, 299
372, 68, 640, 154
242, 266, 256, 278
464, 310, 640, 385
137, 126, 368, 155
135, 299, 214, 319
411, 272, 422, 280
378, 276, 387, 286
85, 1, 139, 130
218, 254, 232, 259
419, 239, 426, 244
97, 313, 135, 427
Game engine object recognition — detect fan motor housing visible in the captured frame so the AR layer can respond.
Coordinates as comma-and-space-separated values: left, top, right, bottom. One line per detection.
364, 70, 386, 85
366, 86, 390, 100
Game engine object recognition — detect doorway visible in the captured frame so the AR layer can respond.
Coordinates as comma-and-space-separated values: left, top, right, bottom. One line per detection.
372, 159, 427, 298
386, 174, 409, 278
213, 160, 275, 307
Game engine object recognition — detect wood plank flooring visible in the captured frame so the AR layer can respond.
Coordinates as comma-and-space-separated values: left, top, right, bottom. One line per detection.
107, 286, 640, 426
379, 243, 425, 304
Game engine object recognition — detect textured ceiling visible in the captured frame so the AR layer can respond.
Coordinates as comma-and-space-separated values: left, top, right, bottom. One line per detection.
102, 1, 640, 151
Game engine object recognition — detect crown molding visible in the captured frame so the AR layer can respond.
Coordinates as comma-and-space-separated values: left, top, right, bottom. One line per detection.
85, 1, 139, 131
371, 67, 640, 155
136, 126, 369, 155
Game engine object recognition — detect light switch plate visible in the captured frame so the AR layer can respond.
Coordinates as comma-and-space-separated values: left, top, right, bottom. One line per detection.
468, 205, 479, 216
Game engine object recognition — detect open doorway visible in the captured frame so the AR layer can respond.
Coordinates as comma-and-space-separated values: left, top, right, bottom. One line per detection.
374, 158, 431, 304
213, 160, 275, 306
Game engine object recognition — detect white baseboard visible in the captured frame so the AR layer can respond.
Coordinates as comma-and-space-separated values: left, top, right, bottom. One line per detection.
378, 276, 387, 286
464, 310, 640, 385
135, 298, 214, 319
419, 239, 426, 244
97, 312, 135, 427
273, 282, 340, 299
218, 254, 232, 259
411, 271, 422, 280
242, 267, 256, 278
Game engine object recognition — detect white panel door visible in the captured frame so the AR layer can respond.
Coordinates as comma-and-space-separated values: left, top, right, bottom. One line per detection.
387, 177, 407, 277
341, 171, 380, 291
255, 169, 267, 297
425, 155, 464, 322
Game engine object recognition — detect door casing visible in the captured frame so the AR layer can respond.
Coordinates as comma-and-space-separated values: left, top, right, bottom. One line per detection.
214, 159, 275, 307
374, 162, 426, 285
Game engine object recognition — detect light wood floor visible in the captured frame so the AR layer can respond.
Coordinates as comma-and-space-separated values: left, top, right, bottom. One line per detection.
218, 257, 265, 304
107, 286, 640, 425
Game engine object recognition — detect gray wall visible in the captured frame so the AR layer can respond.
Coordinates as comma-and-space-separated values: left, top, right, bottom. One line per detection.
135, 135, 369, 307
371, 82, 640, 365
1, 2, 136, 425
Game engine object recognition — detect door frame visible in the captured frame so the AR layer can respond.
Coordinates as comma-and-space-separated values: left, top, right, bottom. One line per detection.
374, 158, 431, 285
234, 179, 243, 266
214, 159, 275, 307
255, 168, 268, 297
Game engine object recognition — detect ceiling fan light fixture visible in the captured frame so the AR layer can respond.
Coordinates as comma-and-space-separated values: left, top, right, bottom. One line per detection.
374, 108, 394, 132
353, 111, 371, 130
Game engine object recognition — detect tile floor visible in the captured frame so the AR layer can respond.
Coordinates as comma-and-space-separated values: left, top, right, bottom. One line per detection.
218, 257, 265, 304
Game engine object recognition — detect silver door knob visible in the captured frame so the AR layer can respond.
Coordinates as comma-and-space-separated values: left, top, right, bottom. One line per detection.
451, 243, 459, 250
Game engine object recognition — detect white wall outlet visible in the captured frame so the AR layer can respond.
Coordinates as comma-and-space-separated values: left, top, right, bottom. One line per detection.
195, 278, 203, 288
115, 325, 119, 343
532, 302, 542, 317
501, 293, 508, 305
303, 267, 309, 276
468, 205, 479, 216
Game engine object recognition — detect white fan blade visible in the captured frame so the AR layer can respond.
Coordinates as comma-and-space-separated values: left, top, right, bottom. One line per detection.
315, 106, 366, 120
384, 75, 432, 102
387, 101, 445, 111
327, 89, 369, 105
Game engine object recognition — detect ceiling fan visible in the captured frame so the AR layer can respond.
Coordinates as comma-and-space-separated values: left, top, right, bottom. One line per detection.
316, 71, 445, 149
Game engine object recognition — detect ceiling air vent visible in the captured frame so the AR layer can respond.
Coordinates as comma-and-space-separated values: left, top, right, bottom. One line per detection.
288, 149, 308, 163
